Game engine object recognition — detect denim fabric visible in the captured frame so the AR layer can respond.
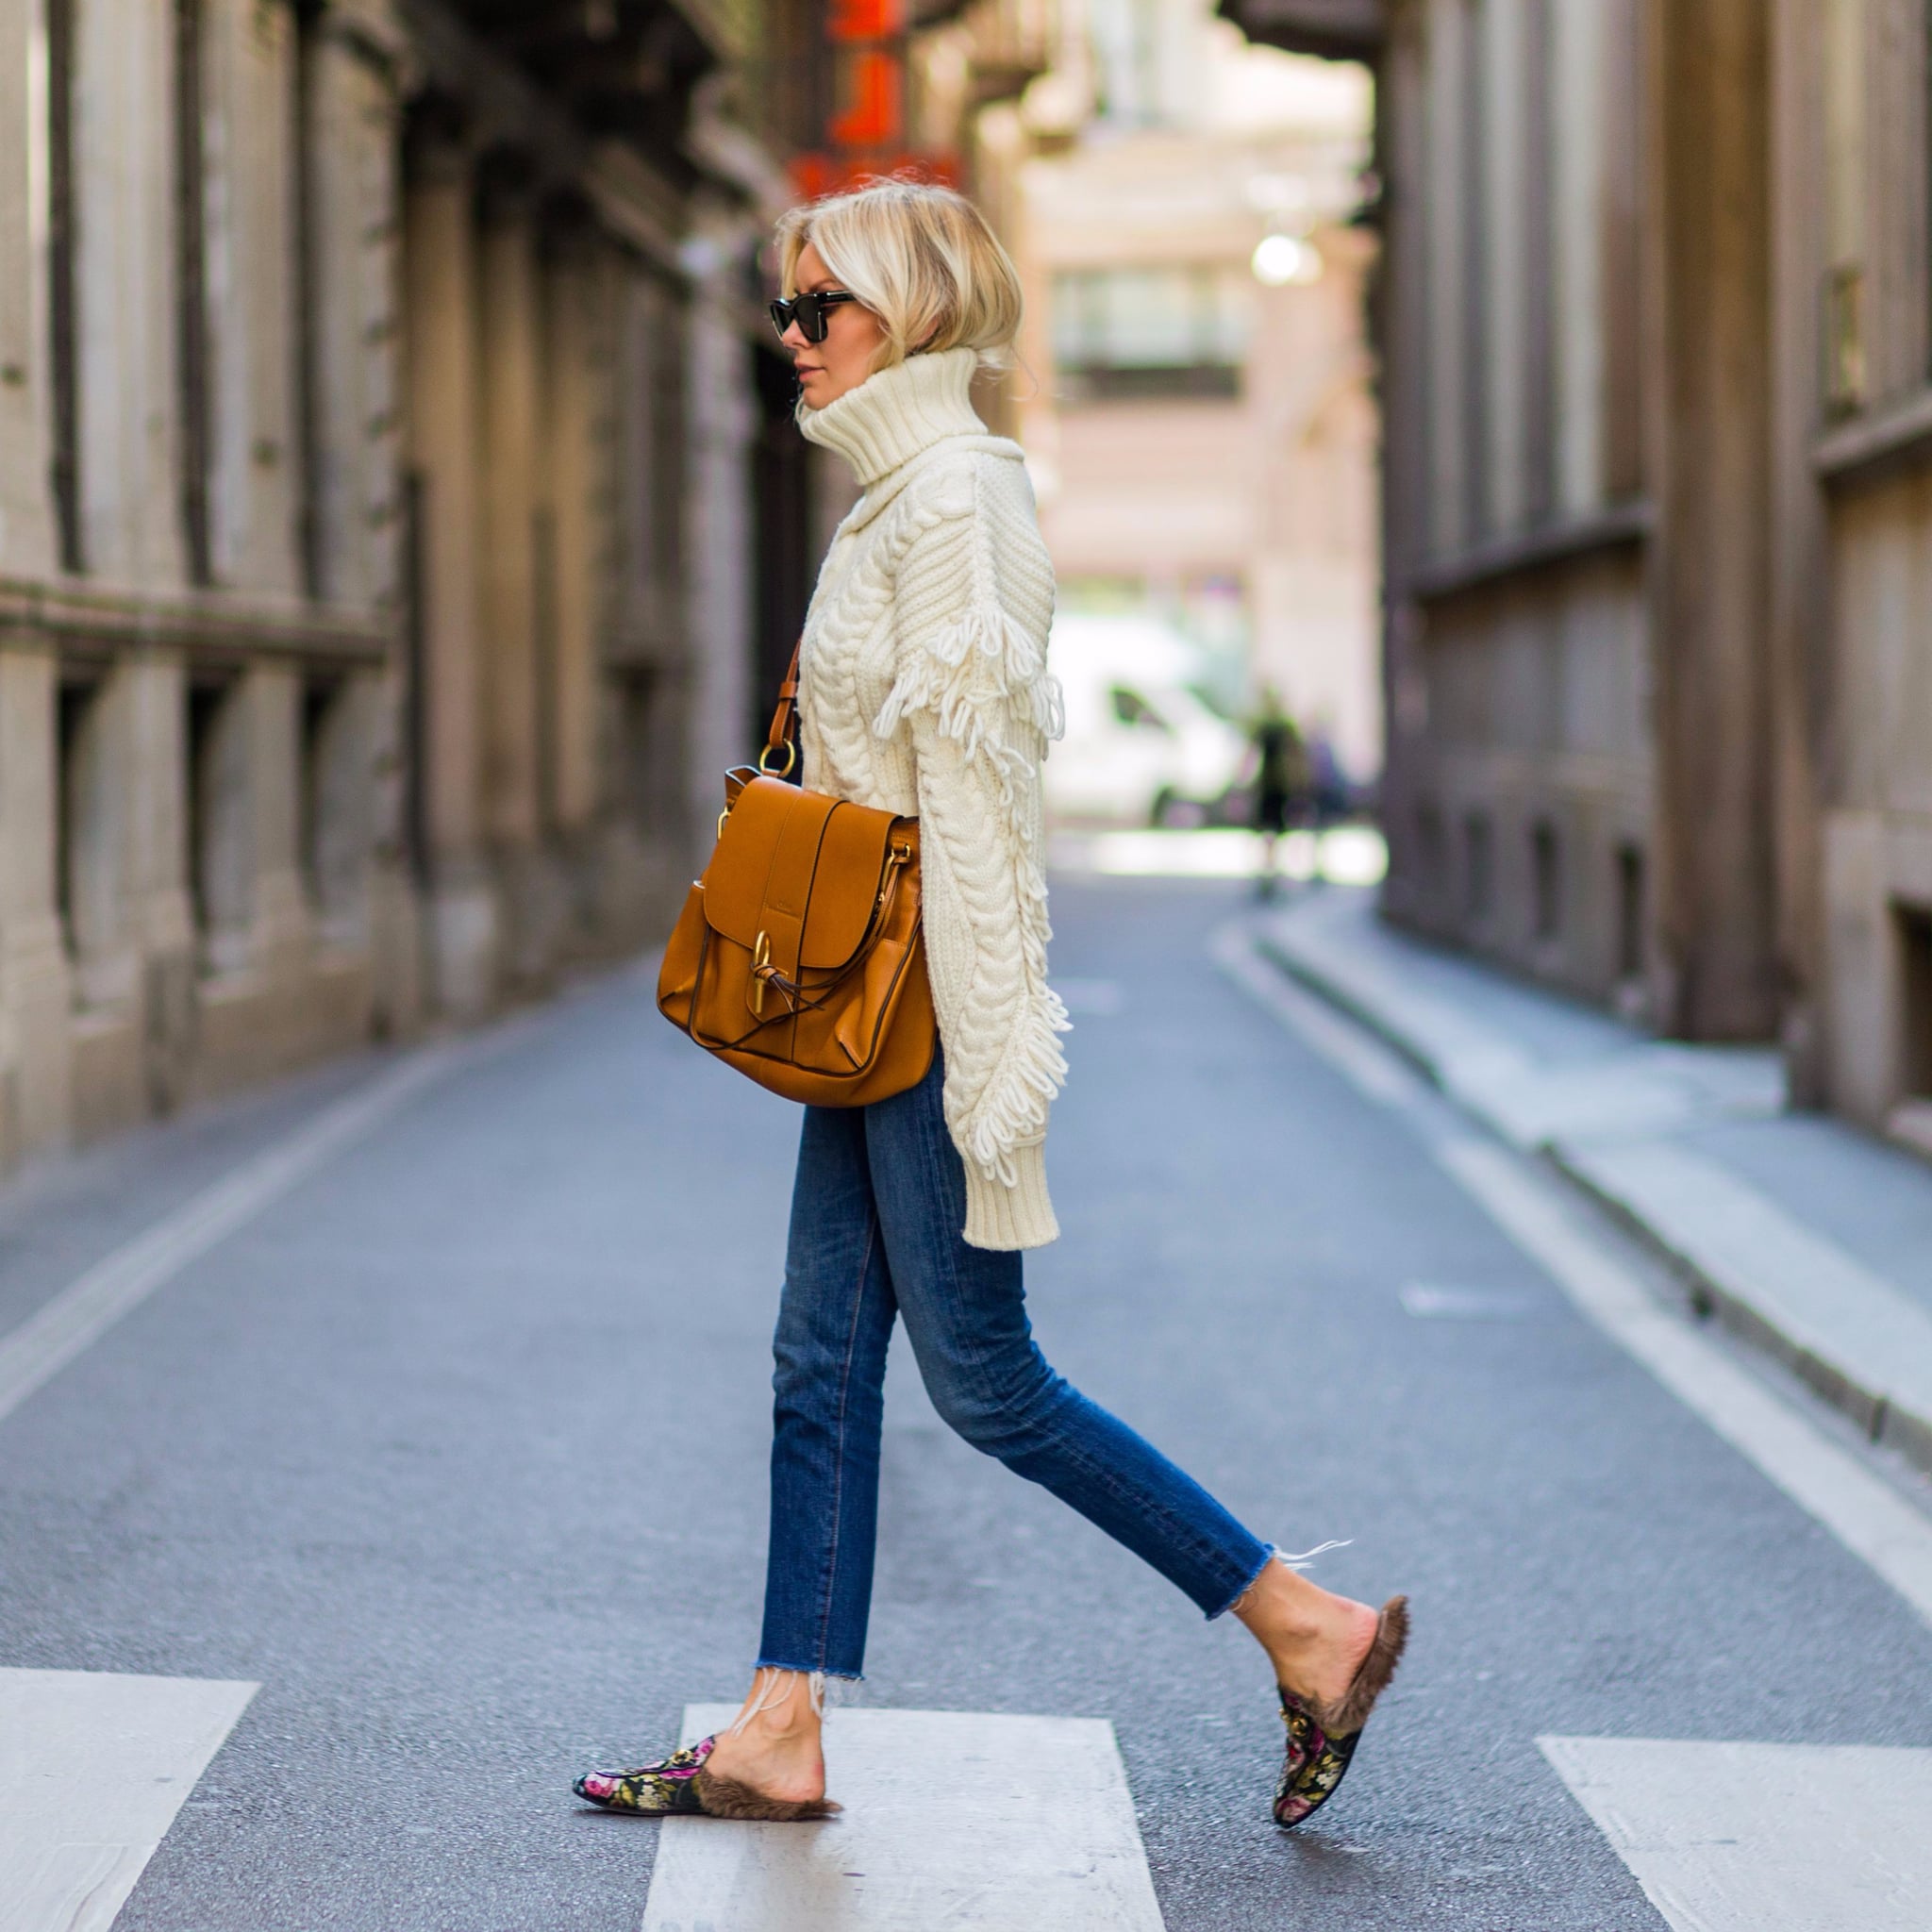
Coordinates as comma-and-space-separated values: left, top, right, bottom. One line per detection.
757, 1049, 1273, 1678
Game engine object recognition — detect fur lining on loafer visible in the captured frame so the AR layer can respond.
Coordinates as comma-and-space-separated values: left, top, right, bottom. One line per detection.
691, 1769, 841, 1821
1318, 1594, 1408, 1739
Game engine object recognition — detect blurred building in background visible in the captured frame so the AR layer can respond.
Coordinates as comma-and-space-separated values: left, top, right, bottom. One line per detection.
1014, 0, 1380, 794
1232, 0, 1932, 1158
0, 0, 1063, 1174
0, 0, 1388, 1174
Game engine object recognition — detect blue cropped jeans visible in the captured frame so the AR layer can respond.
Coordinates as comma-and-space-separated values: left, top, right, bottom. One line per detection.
758, 1049, 1273, 1679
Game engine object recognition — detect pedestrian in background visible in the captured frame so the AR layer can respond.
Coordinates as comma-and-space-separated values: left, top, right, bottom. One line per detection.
1248, 684, 1308, 900
574, 178, 1407, 1833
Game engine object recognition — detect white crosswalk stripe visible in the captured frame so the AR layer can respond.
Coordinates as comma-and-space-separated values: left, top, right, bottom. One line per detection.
1541, 1737, 1932, 1932
640, 1707, 1166, 1932
0, 1669, 257, 1932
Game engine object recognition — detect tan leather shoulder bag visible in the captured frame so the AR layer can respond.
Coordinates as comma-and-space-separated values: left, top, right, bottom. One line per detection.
657, 641, 937, 1107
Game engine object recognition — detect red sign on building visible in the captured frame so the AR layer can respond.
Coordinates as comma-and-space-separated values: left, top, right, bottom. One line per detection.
791, 0, 958, 201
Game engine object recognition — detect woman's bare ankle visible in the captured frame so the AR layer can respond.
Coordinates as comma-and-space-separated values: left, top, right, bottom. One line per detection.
702, 1670, 827, 1801
728, 1665, 818, 1718
734, 1695, 820, 1741
1234, 1560, 1377, 1708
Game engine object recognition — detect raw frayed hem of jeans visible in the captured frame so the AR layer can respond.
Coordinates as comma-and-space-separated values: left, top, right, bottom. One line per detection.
1205, 1544, 1279, 1622
733, 1667, 839, 1727
1207, 1539, 1355, 1620
744, 1663, 862, 1721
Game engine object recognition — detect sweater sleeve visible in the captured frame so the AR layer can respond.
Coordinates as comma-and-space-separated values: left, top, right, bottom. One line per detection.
873, 458, 1070, 1249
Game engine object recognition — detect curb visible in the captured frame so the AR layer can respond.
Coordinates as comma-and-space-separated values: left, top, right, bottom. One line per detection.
1252, 923, 1932, 1484
1552, 1150, 1932, 1481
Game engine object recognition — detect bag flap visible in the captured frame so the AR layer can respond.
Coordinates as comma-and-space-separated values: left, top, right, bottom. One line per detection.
703, 777, 833, 952
704, 778, 906, 969
800, 802, 908, 969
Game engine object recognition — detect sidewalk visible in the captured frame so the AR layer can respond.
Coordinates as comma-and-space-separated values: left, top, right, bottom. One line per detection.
1256, 889, 1932, 1479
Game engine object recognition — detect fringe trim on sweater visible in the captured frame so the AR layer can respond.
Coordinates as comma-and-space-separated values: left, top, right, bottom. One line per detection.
872, 606, 1066, 814
874, 600, 1071, 1188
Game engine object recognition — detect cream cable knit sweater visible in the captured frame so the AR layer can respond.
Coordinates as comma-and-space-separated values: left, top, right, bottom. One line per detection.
794, 345, 1068, 1250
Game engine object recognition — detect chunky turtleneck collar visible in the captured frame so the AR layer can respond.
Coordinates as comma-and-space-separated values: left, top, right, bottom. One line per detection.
795, 344, 988, 485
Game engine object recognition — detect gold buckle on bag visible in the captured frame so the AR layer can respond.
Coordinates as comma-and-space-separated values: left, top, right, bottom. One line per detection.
751, 930, 774, 1017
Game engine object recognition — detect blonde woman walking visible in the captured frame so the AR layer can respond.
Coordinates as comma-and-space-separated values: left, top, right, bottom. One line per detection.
574, 178, 1407, 1831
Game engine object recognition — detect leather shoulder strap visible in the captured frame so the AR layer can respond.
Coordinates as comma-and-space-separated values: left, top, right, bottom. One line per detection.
765, 637, 803, 768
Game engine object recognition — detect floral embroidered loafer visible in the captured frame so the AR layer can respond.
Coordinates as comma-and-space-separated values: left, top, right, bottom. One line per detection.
1274, 1593, 1409, 1830
574, 1735, 840, 1822
575, 1737, 714, 1816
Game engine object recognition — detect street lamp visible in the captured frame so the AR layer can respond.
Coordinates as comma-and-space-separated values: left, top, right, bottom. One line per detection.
1251, 232, 1323, 287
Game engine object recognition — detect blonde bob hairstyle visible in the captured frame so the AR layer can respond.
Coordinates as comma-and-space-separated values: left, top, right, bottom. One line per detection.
774, 176, 1024, 375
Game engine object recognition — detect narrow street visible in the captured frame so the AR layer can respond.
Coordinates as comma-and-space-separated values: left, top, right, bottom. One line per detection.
6, 876, 1931, 1930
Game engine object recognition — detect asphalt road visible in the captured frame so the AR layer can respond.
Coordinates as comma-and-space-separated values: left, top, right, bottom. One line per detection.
4, 877, 1931, 1930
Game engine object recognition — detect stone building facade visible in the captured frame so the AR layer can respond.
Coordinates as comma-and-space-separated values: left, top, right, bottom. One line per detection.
1227, 0, 1932, 1156
0, 0, 819, 1173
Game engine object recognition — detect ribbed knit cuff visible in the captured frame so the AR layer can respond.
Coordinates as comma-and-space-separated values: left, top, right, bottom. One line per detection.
962, 1143, 1059, 1251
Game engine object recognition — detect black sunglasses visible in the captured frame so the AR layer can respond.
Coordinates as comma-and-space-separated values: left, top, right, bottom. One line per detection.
769, 290, 860, 344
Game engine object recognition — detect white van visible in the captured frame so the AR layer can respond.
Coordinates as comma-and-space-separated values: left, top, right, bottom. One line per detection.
1043, 613, 1249, 826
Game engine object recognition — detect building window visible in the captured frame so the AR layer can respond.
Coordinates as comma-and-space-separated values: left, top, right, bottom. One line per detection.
1091, 0, 1167, 126
1051, 266, 1250, 400
1416, 801, 1446, 910
292, 1, 323, 599
1615, 843, 1645, 981
649, 289, 685, 608
1899, 905, 1932, 1098
174, 0, 214, 584
1824, 265, 1865, 417
532, 505, 559, 833
400, 470, 429, 887
1464, 811, 1493, 924
1459, 0, 1489, 535
55, 675, 107, 976
301, 675, 359, 936
47, 0, 82, 573
624, 269, 686, 643
1821, 0, 1866, 416
616, 666, 685, 841
187, 675, 245, 972
1531, 819, 1561, 941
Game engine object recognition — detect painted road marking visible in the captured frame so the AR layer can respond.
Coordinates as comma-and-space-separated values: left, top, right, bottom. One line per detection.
1217, 924, 1932, 1632
0, 1668, 257, 1932
640, 1706, 1165, 1932
1541, 1737, 1932, 1931
0, 1030, 514, 1429
1398, 1282, 1541, 1322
